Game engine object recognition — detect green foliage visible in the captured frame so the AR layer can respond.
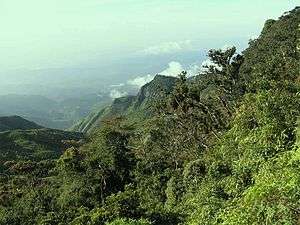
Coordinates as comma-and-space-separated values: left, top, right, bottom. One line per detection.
72, 75, 177, 134
0, 127, 83, 172
0, 7, 299, 225
105, 218, 151, 225
219, 143, 300, 225
240, 7, 300, 92
0, 116, 42, 132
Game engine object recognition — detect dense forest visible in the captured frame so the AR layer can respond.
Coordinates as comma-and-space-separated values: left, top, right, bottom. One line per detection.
0, 7, 299, 225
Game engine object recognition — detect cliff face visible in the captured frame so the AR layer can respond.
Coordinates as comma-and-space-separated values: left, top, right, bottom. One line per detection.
134, 75, 177, 108
72, 75, 178, 133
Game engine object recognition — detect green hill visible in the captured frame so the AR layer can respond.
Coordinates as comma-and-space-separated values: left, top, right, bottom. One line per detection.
0, 116, 84, 172
0, 128, 84, 164
0, 116, 42, 132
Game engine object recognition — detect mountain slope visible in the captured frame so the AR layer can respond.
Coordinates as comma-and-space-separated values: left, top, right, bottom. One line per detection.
0, 116, 42, 132
240, 7, 300, 92
0, 115, 84, 171
0, 128, 84, 170
0, 94, 112, 130
72, 75, 177, 133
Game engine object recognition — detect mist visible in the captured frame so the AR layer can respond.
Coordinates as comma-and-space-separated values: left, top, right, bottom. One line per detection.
0, 0, 296, 98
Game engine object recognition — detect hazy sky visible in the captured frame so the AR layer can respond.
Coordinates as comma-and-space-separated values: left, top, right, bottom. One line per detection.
1, 0, 297, 71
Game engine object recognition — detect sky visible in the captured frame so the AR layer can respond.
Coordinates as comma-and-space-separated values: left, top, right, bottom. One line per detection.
0, 0, 298, 96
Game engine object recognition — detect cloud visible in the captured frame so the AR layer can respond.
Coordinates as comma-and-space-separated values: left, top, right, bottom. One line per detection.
200, 44, 237, 73
127, 62, 183, 88
187, 64, 201, 77
109, 89, 128, 99
140, 40, 192, 55
160, 61, 184, 76
200, 59, 222, 73
127, 74, 155, 87
127, 61, 201, 88
200, 59, 215, 69
249, 34, 259, 41
160, 61, 200, 77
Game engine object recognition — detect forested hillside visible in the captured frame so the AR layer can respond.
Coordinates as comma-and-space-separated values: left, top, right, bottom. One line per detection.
0, 116, 42, 132
71, 75, 177, 133
0, 7, 299, 225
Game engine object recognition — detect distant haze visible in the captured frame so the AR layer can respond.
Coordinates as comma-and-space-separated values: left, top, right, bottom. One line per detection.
0, 0, 297, 98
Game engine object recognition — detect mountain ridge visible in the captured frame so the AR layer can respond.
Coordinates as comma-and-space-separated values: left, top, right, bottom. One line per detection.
0, 115, 42, 132
71, 74, 178, 133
